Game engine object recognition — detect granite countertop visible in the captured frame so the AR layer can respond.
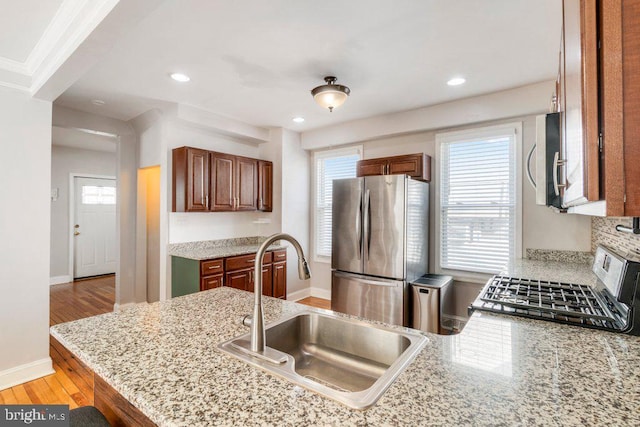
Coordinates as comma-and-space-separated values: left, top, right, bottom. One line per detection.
168, 236, 286, 260
51, 286, 640, 426
500, 258, 597, 287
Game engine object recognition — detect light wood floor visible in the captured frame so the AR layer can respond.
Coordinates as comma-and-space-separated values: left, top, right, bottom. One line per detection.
0, 277, 331, 407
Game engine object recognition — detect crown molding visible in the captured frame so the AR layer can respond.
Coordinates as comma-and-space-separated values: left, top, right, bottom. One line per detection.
0, 0, 118, 93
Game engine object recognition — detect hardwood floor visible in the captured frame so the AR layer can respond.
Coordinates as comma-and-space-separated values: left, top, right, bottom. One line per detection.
0, 275, 114, 407
1, 278, 332, 409
297, 296, 331, 310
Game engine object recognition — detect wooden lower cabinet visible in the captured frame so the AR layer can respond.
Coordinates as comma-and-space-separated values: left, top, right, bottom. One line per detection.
273, 261, 286, 299
201, 274, 223, 290
171, 249, 286, 298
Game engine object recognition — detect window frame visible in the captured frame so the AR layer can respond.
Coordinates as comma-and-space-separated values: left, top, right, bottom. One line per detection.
311, 145, 363, 263
434, 122, 523, 283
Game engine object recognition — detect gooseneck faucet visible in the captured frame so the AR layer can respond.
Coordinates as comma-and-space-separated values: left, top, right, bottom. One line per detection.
246, 233, 311, 355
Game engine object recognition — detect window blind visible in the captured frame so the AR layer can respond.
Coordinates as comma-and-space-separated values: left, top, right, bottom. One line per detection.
315, 151, 360, 258
440, 132, 516, 273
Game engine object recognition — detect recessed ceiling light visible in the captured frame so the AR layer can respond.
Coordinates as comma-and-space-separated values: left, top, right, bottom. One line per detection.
170, 73, 191, 82
447, 77, 466, 86
91, 99, 106, 106
292, 117, 305, 123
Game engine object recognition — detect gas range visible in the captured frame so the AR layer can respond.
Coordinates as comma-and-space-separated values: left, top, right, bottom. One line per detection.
471, 246, 640, 335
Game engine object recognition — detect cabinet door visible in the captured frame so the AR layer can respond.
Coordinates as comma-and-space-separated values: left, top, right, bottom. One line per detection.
356, 159, 387, 177
260, 264, 273, 296
172, 147, 210, 212
225, 269, 251, 291
211, 152, 235, 211
201, 274, 223, 291
273, 261, 286, 299
388, 154, 431, 181
236, 157, 258, 211
258, 160, 273, 212
561, 0, 599, 207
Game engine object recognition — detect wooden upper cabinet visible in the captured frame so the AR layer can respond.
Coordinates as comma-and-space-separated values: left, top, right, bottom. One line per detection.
172, 147, 210, 212
356, 153, 431, 182
356, 159, 387, 177
559, 0, 600, 207
258, 160, 273, 212
236, 157, 258, 211
210, 152, 235, 211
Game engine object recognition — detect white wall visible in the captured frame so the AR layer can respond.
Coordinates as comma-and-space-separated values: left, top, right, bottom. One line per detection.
0, 87, 54, 389
50, 145, 117, 280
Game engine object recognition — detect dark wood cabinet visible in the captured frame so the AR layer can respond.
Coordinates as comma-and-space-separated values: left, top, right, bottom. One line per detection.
172, 147, 210, 212
258, 160, 273, 212
236, 157, 258, 211
201, 274, 223, 290
273, 260, 286, 299
173, 147, 272, 213
356, 153, 431, 182
210, 152, 235, 211
225, 269, 252, 291
260, 264, 273, 296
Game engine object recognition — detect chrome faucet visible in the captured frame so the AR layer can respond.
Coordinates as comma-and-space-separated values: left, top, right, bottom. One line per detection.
242, 233, 311, 361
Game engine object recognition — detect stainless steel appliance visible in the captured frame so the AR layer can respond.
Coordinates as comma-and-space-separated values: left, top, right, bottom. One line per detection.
471, 246, 640, 335
331, 175, 429, 327
410, 274, 453, 334
529, 112, 562, 210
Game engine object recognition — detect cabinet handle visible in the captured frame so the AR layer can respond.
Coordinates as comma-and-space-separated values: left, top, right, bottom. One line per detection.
205, 195, 209, 208
246, 259, 255, 263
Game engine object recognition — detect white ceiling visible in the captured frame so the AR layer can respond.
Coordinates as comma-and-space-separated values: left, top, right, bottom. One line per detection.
54, 0, 562, 132
0, 0, 63, 63
52, 126, 117, 152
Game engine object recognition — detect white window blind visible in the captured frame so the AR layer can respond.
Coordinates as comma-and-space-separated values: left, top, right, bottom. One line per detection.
439, 127, 517, 274
314, 148, 361, 258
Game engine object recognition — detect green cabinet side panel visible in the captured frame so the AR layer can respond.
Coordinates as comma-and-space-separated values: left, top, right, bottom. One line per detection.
171, 256, 200, 297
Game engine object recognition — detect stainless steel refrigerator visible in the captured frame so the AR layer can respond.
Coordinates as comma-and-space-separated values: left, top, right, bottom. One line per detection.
331, 174, 429, 327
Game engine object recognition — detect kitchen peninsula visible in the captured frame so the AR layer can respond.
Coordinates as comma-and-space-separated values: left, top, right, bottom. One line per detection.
51, 272, 640, 426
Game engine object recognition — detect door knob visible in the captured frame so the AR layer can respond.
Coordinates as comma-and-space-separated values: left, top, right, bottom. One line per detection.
74, 232, 80, 236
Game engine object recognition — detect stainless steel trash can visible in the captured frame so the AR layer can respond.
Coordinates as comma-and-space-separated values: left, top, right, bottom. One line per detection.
410, 274, 453, 334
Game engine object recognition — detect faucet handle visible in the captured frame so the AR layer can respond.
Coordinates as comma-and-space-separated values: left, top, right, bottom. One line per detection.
241, 315, 252, 328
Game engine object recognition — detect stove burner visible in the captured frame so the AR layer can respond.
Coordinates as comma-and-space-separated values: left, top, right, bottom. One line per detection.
472, 275, 627, 331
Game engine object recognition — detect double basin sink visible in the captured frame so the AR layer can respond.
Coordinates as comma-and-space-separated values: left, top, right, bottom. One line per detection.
218, 310, 428, 409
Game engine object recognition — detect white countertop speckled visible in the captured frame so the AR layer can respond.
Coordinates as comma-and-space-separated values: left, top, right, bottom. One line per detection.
51, 285, 640, 426
168, 236, 286, 260
501, 258, 597, 286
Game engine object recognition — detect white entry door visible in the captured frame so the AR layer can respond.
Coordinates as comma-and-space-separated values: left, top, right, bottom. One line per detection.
74, 177, 117, 278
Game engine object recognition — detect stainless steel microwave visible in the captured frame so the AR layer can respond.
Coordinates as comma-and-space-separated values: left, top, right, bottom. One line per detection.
530, 112, 563, 210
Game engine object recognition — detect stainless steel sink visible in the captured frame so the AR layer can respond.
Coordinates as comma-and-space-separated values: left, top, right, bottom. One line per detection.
217, 310, 428, 409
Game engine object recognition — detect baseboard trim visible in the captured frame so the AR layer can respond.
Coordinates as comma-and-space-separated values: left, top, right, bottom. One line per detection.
0, 357, 54, 391
50, 275, 72, 286
287, 288, 311, 302
309, 287, 331, 300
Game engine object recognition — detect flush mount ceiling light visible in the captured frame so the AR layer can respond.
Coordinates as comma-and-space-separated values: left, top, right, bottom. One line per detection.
311, 76, 350, 112
91, 99, 106, 106
447, 77, 466, 86
170, 72, 191, 82
292, 117, 305, 123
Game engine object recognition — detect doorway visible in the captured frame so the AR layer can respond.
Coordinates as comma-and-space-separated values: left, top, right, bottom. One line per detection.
72, 176, 117, 279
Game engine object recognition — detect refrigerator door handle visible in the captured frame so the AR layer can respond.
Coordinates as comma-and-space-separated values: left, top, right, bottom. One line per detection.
333, 271, 401, 288
363, 188, 371, 260
357, 196, 362, 260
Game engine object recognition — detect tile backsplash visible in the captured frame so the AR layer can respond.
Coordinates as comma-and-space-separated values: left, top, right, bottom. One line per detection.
592, 217, 640, 256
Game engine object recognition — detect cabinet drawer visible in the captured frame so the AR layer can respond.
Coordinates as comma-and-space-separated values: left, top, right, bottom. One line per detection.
200, 274, 223, 291
226, 252, 272, 271
201, 259, 224, 275
272, 249, 287, 262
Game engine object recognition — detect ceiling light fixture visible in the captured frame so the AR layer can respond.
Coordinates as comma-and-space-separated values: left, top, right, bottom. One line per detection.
447, 77, 466, 86
91, 99, 106, 106
170, 72, 191, 82
292, 117, 305, 123
311, 76, 350, 112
